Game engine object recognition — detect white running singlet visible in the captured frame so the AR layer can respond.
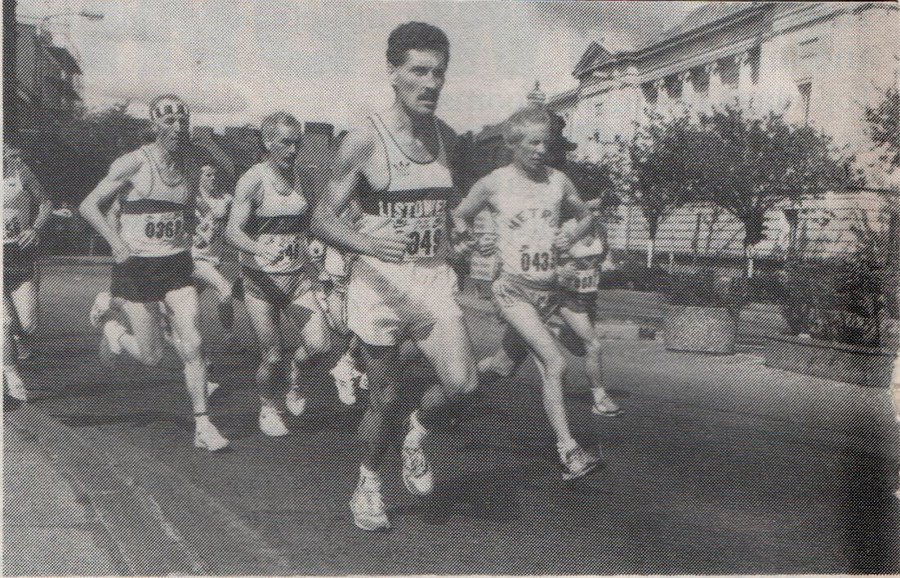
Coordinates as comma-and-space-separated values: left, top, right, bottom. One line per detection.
238, 162, 311, 275
491, 166, 565, 286
117, 145, 193, 257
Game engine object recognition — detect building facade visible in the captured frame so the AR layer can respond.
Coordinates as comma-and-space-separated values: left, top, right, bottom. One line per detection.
548, 2, 899, 262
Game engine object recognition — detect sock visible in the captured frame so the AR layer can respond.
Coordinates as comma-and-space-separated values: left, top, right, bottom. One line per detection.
557, 437, 578, 458
403, 410, 429, 448
103, 320, 126, 355
194, 413, 211, 428
359, 465, 381, 490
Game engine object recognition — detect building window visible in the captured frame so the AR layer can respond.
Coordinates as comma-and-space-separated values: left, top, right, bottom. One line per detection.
797, 82, 812, 123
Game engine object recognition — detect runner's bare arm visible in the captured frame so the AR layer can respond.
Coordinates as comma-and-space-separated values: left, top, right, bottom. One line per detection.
311, 126, 406, 263
557, 173, 595, 249
452, 176, 493, 232
79, 152, 142, 259
224, 172, 276, 260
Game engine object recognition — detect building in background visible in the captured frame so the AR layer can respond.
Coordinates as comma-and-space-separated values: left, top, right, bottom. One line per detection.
13, 23, 83, 134
547, 2, 899, 263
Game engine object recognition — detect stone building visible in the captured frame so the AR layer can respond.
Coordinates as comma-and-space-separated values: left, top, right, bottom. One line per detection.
547, 2, 899, 262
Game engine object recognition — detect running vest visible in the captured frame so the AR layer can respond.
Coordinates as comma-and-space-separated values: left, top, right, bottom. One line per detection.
3, 164, 30, 244
492, 166, 565, 286
558, 233, 605, 294
240, 162, 311, 274
118, 145, 192, 257
357, 114, 456, 265
193, 193, 232, 258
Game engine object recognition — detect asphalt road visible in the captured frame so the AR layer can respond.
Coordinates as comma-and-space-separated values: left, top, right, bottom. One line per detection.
15, 261, 900, 574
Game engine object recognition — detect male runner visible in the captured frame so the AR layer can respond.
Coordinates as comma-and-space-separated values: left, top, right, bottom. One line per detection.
312, 21, 478, 531
80, 95, 229, 451
454, 105, 604, 480
225, 112, 331, 437
478, 198, 622, 417
192, 163, 235, 336
4, 143, 52, 402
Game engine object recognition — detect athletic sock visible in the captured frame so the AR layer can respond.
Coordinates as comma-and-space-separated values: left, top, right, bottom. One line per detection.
557, 437, 579, 459
404, 410, 429, 449
359, 465, 381, 490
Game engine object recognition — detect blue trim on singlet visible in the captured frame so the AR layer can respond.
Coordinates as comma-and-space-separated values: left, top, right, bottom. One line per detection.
120, 199, 189, 214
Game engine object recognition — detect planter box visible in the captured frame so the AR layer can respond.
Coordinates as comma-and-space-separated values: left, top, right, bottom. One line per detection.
764, 334, 896, 388
663, 305, 737, 354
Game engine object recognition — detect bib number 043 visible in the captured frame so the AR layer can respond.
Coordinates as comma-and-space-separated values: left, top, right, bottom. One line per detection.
520, 251, 553, 273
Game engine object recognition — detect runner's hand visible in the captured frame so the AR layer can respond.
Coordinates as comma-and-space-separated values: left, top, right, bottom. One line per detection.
254, 243, 282, 265
16, 229, 38, 248
111, 240, 132, 263
476, 233, 497, 256
553, 229, 574, 252
364, 235, 407, 263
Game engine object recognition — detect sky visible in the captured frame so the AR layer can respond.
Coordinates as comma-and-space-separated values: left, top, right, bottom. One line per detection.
19, 0, 700, 133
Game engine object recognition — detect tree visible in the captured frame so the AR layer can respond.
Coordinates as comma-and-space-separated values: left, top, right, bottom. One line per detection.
865, 83, 900, 171
694, 107, 857, 276
623, 111, 702, 267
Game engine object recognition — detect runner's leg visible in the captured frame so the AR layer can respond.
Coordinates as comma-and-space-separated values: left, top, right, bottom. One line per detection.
3, 295, 27, 400
9, 280, 38, 336
358, 343, 401, 472
286, 291, 333, 411
414, 316, 478, 428
558, 306, 620, 415
162, 285, 208, 414
244, 291, 285, 408
192, 259, 234, 330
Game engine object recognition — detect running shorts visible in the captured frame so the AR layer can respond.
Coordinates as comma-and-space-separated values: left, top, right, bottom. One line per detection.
111, 251, 194, 303
492, 274, 560, 322
241, 266, 315, 309
3, 244, 37, 291
347, 258, 461, 346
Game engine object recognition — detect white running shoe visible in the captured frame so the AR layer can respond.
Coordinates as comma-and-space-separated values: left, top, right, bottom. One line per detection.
330, 355, 358, 405
259, 406, 289, 437
194, 420, 229, 452
102, 321, 125, 356
350, 482, 391, 531
89, 292, 113, 328
561, 445, 602, 481
5, 370, 28, 402
285, 388, 307, 416
590, 391, 622, 417
401, 416, 434, 495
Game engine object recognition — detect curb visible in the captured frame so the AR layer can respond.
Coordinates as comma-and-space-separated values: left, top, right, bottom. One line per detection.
9, 405, 293, 576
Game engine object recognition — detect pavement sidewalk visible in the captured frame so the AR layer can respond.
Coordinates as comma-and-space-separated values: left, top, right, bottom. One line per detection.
3, 410, 121, 576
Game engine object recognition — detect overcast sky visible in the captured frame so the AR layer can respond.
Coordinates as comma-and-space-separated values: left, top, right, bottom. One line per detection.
20, 0, 699, 132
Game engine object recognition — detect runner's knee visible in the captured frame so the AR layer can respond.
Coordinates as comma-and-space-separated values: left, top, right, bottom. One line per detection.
585, 339, 603, 358
543, 354, 568, 381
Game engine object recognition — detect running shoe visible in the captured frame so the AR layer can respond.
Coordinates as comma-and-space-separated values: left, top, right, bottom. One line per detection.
259, 406, 289, 437
194, 420, 230, 451
350, 483, 391, 531
89, 292, 113, 328
590, 391, 622, 417
330, 354, 358, 405
5, 371, 27, 402
561, 445, 602, 481
401, 417, 434, 496
206, 381, 220, 399
285, 388, 306, 416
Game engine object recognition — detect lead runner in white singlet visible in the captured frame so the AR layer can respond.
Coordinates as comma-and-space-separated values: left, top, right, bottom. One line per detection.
79, 94, 229, 452
312, 22, 478, 532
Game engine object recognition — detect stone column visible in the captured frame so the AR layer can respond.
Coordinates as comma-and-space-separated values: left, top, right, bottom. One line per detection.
705, 61, 723, 109
680, 69, 696, 105
737, 51, 755, 107
654, 78, 669, 109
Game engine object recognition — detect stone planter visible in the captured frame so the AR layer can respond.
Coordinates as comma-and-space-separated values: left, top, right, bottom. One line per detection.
663, 305, 737, 354
764, 334, 896, 388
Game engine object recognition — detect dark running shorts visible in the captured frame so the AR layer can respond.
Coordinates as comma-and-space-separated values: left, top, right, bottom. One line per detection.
111, 251, 194, 303
560, 290, 596, 315
3, 244, 37, 292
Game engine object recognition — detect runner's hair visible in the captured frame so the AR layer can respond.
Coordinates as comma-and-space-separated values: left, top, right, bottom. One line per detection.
502, 105, 553, 146
387, 22, 450, 66
260, 111, 300, 149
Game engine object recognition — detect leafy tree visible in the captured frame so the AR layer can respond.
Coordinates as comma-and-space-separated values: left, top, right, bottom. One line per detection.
865, 83, 900, 171
694, 107, 857, 275
622, 111, 702, 267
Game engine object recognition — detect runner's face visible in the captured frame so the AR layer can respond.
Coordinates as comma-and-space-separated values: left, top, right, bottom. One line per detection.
265, 124, 301, 170
512, 123, 549, 172
390, 49, 447, 117
154, 113, 190, 153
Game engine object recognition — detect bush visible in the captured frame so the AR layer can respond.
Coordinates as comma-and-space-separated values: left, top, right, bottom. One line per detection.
598, 264, 670, 292
663, 270, 749, 315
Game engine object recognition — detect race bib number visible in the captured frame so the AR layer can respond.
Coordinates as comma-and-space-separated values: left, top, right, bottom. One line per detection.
560, 268, 600, 293
470, 253, 501, 281
255, 233, 308, 273
518, 249, 555, 275
395, 217, 445, 261
121, 210, 188, 255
